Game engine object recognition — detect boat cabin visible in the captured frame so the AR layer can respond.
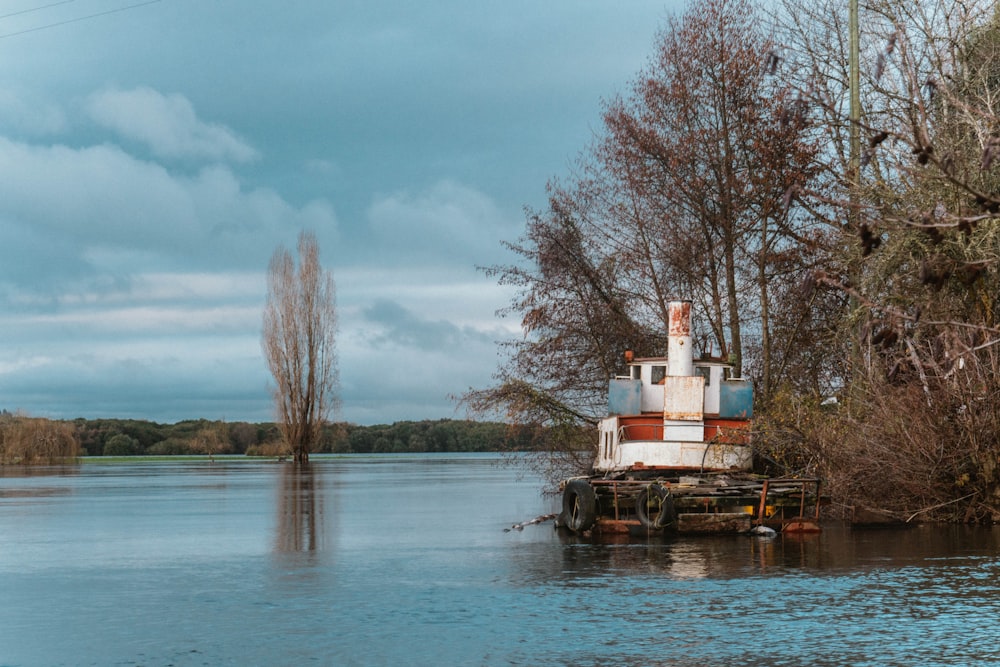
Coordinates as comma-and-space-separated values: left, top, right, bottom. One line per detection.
610, 357, 751, 417
593, 302, 753, 475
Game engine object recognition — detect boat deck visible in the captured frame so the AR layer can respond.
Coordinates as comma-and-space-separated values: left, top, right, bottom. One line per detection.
580, 475, 824, 535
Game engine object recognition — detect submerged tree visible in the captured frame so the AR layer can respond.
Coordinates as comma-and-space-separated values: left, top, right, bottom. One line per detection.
262, 231, 339, 463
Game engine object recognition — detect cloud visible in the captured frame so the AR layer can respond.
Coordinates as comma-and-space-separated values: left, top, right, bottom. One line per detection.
0, 334, 273, 423
0, 267, 264, 336
0, 89, 67, 136
0, 218, 91, 291
85, 86, 259, 163
340, 297, 508, 424
362, 299, 472, 351
0, 136, 337, 287
0, 263, 274, 422
366, 180, 519, 266
338, 266, 517, 329
0, 1, 672, 425
0, 84, 340, 423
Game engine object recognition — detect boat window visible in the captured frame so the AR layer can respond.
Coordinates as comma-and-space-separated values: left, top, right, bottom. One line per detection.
695, 366, 711, 386
650, 365, 666, 384
631, 366, 641, 380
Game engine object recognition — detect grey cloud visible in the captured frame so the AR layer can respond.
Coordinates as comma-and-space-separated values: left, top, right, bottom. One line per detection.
0, 88, 67, 137
365, 180, 520, 267
85, 86, 259, 163
363, 299, 463, 351
0, 217, 91, 289
0, 0, 671, 424
0, 333, 273, 423
0, 135, 337, 277
361, 298, 494, 352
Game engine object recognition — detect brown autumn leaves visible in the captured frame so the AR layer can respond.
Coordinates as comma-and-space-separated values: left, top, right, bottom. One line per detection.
466, 0, 1000, 521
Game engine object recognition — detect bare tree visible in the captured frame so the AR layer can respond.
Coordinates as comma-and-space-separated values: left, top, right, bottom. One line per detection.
599, 0, 821, 384
0, 414, 80, 464
466, 0, 821, 487
757, 0, 1000, 521
262, 231, 339, 463
192, 421, 231, 460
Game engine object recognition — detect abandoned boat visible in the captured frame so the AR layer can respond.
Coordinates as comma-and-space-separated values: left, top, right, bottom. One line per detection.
556, 300, 822, 537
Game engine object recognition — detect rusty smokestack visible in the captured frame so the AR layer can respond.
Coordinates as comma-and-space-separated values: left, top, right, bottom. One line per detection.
667, 300, 693, 377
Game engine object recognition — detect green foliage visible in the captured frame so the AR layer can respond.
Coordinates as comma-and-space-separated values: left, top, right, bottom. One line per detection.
146, 438, 196, 456
103, 434, 140, 456
68, 419, 280, 456
326, 420, 533, 454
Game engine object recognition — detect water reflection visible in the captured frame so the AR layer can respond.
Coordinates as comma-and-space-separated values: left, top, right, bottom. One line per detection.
0, 463, 80, 478
552, 530, 776, 579
274, 463, 328, 556
5, 457, 1000, 666
548, 524, 972, 581
548, 523, 1000, 583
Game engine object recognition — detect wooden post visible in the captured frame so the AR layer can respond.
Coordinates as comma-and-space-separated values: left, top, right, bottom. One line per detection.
756, 479, 770, 526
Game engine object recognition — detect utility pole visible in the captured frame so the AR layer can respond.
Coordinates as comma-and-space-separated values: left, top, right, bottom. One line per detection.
848, 0, 863, 383
849, 0, 861, 185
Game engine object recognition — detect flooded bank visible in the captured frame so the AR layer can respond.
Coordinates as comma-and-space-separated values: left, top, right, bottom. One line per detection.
2, 455, 999, 666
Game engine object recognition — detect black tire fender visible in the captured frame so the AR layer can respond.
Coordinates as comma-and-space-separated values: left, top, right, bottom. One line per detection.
635, 483, 676, 530
562, 479, 597, 532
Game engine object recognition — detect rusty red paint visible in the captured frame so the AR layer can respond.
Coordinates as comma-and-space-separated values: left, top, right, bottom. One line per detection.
783, 519, 822, 533
703, 418, 752, 444
668, 301, 691, 338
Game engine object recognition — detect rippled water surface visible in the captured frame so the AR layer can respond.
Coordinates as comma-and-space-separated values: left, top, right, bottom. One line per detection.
2, 454, 1000, 666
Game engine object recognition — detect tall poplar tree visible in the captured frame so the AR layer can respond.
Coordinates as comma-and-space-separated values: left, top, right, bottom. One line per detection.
262, 230, 339, 463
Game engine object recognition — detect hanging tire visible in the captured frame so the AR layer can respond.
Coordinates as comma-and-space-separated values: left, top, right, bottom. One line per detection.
562, 479, 597, 532
635, 484, 676, 530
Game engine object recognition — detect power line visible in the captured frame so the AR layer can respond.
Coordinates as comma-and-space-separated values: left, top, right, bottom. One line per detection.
0, 0, 161, 39
0, 1, 77, 22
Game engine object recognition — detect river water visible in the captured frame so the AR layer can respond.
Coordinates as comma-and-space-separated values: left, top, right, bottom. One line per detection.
2, 454, 1000, 666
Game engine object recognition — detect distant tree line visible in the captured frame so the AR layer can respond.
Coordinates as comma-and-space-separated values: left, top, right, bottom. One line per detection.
334, 420, 535, 454
0, 413, 535, 462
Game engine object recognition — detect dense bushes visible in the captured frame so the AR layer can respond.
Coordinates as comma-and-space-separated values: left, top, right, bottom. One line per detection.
72, 418, 280, 457
0, 415, 80, 464
757, 361, 1000, 523
103, 434, 140, 456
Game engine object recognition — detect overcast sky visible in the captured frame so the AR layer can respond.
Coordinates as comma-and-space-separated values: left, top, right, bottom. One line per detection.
0, 0, 677, 425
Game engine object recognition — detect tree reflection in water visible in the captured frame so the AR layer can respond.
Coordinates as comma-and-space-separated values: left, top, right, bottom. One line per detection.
274, 463, 326, 555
